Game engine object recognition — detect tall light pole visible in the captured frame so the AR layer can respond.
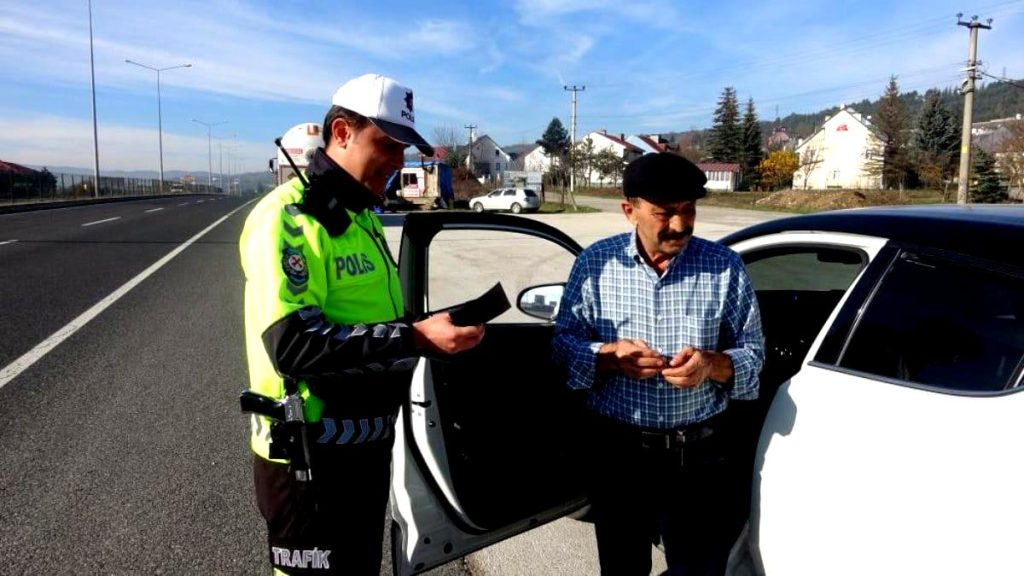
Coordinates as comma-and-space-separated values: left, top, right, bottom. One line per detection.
88, 0, 100, 197
192, 118, 225, 192
125, 59, 191, 195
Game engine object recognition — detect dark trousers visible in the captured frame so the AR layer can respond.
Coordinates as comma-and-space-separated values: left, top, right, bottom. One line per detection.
587, 413, 745, 576
253, 436, 393, 575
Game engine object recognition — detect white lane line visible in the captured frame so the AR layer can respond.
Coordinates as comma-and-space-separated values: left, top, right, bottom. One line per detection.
145, 207, 164, 213
0, 200, 254, 391
82, 216, 121, 227
178, 202, 189, 206
0, 239, 17, 246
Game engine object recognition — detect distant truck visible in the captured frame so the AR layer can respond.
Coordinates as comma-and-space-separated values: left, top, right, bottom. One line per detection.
269, 122, 323, 186
385, 161, 454, 209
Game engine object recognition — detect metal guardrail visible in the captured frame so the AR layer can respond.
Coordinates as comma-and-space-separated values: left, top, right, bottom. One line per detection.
1, 171, 223, 206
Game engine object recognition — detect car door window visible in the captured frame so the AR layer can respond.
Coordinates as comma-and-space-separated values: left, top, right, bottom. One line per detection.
503, 190, 516, 196
427, 229, 576, 323
742, 246, 866, 388
838, 251, 1024, 392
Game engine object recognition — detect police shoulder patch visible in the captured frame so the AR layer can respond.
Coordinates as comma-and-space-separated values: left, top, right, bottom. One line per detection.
281, 246, 309, 285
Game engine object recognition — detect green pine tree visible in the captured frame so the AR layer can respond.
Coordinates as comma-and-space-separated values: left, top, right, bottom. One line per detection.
537, 117, 570, 189
708, 87, 742, 163
876, 76, 910, 189
741, 98, 763, 190
915, 90, 959, 191
970, 148, 1008, 203
536, 118, 569, 157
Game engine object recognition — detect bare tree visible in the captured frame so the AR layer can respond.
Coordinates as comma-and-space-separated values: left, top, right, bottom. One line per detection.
996, 120, 1024, 198
432, 125, 467, 168
799, 148, 823, 190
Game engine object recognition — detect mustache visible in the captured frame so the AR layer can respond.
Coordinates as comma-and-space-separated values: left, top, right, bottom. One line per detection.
660, 228, 693, 241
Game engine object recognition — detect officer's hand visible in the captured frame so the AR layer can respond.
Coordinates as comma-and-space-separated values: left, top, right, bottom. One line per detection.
596, 339, 665, 379
662, 346, 716, 389
412, 312, 485, 355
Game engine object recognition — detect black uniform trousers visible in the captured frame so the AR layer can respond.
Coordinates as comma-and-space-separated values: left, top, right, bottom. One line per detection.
253, 433, 394, 575
587, 412, 746, 576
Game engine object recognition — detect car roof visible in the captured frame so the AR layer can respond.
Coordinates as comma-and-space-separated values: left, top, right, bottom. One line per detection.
720, 204, 1024, 268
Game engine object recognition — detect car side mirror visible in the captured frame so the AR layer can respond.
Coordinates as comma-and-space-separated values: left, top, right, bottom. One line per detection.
517, 283, 565, 322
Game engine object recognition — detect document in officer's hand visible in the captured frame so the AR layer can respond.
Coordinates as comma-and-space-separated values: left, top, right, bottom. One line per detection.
444, 282, 511, 326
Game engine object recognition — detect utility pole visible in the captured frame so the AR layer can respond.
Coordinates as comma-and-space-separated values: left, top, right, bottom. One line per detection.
464, 124, 476, 180
955, 13, 992, 205
564, 85, 584, 210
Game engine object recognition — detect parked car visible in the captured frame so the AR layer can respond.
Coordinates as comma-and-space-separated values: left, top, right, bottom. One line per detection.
469, 187, 540, 213
388, 205, 1024, 576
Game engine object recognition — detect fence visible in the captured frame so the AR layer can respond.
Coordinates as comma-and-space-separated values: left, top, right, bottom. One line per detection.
0, 170, 223, 206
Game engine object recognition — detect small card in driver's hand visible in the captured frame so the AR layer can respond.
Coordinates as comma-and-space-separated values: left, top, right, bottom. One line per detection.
447, 282, 511, 326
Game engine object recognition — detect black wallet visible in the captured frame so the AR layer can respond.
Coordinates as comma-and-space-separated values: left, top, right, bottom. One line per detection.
444, 282, 511, 326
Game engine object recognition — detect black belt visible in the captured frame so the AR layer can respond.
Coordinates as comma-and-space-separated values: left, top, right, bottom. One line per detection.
593, 412, 725, 451
639, 424, 715, 450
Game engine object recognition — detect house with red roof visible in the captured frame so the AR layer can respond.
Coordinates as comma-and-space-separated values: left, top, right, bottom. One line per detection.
697, 162, 742, 192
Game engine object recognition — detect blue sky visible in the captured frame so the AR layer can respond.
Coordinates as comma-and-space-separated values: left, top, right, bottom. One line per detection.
1, 0, 1022, 174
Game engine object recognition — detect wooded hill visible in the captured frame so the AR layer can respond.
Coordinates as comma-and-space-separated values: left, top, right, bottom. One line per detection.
668, 79, 1024, 147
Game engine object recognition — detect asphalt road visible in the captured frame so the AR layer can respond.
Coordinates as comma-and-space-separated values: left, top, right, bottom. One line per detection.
0, 195, 783, 575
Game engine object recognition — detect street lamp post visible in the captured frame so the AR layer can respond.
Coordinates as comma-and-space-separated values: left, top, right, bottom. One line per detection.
88, 0, 100, 198
125, 59, 191, 195
192, 118, 225, 193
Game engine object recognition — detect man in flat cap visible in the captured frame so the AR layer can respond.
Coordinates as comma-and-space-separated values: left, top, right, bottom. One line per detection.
553, 152, 764, 575
240, 73, 485, 575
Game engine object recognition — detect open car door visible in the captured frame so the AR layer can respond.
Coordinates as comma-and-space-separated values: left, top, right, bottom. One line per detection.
390, 212, 588, 575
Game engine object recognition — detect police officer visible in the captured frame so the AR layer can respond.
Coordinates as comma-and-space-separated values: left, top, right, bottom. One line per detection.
240, 73, 485, 575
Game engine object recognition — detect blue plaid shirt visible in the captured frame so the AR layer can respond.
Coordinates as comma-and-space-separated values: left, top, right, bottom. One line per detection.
552, 231, 764, 429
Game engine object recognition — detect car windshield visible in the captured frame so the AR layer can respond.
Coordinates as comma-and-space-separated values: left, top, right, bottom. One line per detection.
524, 189, 537, 197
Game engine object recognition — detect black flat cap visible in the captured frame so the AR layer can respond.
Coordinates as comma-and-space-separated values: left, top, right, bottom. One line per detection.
623, 152, 707, 202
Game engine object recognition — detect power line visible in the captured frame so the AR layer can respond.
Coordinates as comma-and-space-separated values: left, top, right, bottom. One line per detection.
979, 70, 1024, 90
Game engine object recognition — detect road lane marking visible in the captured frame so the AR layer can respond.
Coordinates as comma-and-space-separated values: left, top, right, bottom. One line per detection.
0, 200, 254, 391
0, 239, 17, 246
178, 202, 189, 206
145, 207, 164, 213
82, 217, 121, 227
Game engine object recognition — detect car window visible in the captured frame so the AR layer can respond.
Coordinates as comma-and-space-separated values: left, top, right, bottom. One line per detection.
838, 251, 1024, 392
503, 190, 516, 196
523, 189, 538, 197
488, 190, 502, 197
742, 246, 867, 388
426, 230, 576, 324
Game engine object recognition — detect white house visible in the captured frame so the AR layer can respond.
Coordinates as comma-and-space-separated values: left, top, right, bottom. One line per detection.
626, 134, 674, 155
523, 145, 555, 173
792, 106, 883, 190
469, 134, 511, 183
580, 130, 644, 186
697, 163, 742, 192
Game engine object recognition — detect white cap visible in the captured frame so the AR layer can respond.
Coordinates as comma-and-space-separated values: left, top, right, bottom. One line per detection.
331, 73, 433, 156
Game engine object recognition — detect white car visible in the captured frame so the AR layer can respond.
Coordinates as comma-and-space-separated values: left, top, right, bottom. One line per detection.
387, 206, 1024, 576
469, 188, 540, 214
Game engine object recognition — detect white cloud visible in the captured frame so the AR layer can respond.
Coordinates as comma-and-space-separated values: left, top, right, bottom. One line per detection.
0, 113, 269, 173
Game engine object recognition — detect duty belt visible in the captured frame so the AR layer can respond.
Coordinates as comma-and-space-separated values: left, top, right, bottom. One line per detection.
311, 414, 397, 445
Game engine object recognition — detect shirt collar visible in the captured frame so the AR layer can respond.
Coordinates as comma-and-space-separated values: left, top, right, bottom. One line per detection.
626, 229, 693, 271
305, 147, 380, 214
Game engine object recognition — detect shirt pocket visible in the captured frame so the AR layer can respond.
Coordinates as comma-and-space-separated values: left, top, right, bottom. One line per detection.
677, 314, 722, 351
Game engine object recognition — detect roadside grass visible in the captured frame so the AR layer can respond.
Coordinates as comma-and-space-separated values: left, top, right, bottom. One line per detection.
538, 201, 599, 214
568, 186, 956, 213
